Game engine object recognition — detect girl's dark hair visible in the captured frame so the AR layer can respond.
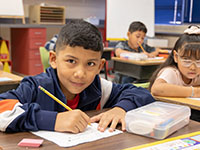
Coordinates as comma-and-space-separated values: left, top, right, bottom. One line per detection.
56, 19, 103, 54
128, 21, 147, 33
149, 32, 200, 90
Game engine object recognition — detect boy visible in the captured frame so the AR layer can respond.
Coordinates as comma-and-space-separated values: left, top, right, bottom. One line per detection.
114, 21, 160, 84
0, 20, 155, 133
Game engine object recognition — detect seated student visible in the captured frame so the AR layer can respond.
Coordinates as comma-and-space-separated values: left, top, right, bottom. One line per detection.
0, 20, 155, 133
114, 21, 161, 84
44, 34, 58, 51
149, 25, 200, 98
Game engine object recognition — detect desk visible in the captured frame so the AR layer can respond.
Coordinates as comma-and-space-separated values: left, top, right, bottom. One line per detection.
0, 71, 23, 93
102, 47, 114, 79
1, 110, 200, 150
154, 96, 200, 111
112, 57, 165, 83
155, 96, 200, 122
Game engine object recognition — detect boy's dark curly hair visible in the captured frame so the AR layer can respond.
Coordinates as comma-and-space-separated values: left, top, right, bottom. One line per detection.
56, 19, 103, 54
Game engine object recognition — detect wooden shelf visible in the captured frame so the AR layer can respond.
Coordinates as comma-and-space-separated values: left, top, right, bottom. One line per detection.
29, 5, 66, 25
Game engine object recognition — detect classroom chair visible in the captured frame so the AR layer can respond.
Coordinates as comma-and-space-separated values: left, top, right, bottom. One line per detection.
39, 47, 50, 72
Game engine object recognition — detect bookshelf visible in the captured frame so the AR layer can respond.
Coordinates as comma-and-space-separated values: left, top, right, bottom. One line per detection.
29, 5, 66, 25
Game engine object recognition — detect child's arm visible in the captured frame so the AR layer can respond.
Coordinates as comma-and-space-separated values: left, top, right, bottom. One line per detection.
115, 48, 133, 57
147, 48, 160, 57
0, 77, 58, 132
55, 110, 90, 133
90, 79, 155, 132
151, 78, 200, 97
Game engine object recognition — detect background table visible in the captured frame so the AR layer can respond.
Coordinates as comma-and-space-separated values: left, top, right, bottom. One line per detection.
112, 57, 165, 83
0, 71, 23, 93
155, 96, 200, 122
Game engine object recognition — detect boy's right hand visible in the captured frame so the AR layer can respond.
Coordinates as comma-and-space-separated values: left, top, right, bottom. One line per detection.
54, 109, 90, 133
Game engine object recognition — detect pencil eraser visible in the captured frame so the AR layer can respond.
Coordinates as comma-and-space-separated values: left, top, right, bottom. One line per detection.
18, 138, 44, 147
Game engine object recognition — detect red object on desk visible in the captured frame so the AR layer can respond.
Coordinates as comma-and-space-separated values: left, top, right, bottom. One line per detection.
158, 53, 169, 58
18, 138, 44, 147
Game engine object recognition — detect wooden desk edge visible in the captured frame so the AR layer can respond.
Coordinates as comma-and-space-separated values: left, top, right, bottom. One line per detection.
154, 96, 200, 110
0, 71, 23, 85
112, 57, 166, 66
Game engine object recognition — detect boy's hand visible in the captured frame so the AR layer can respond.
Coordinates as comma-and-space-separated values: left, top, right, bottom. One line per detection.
54, 109, 90, 133
90, 107, 126, 132
145, 52, 155, 58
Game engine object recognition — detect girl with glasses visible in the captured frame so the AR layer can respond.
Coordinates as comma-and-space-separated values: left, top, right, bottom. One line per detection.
149, 25, 200, 98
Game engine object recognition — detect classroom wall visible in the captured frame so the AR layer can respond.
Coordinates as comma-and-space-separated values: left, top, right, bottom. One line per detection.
1, 0, 198, 52
0, 0, 105, 51
23, 0, 105, 20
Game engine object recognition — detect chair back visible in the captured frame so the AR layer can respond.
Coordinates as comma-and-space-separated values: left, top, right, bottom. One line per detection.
39, 47, 50, 72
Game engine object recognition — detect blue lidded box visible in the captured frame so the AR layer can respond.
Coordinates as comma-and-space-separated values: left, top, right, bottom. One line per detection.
125, 101, 191, 139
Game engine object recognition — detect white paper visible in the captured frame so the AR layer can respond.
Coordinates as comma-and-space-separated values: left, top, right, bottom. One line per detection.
31, 123, 122, 147
188, 98, 200, 101
147, 57, 164, 60
0, 77, 12, 82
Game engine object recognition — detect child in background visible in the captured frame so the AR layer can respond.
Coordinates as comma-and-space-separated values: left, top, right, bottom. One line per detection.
44, 34, 58, 51
115, 21, 159, 58
149, 25, 200, 98
0, 20, 155, 133
114, 21, 160, 84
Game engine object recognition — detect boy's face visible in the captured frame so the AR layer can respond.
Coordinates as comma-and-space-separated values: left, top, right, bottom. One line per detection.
127, 31, 146, 49
49, 46, 105, 99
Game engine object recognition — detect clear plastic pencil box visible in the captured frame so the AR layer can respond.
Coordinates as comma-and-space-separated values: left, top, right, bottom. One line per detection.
125, 101, 191, 139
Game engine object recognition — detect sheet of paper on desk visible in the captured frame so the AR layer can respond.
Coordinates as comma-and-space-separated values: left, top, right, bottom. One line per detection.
0, 77, 12, 82
188, 98, 200, 101
147, 57, 164, 60
31, 123, 123, 147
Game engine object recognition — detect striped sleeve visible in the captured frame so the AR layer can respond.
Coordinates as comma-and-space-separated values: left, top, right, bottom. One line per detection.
44, 34, 58, 51
0, 99, 24, 132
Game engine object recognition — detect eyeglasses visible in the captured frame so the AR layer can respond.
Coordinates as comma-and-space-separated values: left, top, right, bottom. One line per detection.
176, 54, 200, 68
188, 25, 200, 29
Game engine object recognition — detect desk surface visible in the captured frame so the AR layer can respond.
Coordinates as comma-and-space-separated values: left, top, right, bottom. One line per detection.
104, 47, 114, 52
112, 57, 165, 81
0, 71, 23, 85
155, 96, 200, 111
112, 57, 166, 66
1, 110, 200, 150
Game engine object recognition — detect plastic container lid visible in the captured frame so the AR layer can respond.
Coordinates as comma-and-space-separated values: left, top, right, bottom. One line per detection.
125, 101, 191, 139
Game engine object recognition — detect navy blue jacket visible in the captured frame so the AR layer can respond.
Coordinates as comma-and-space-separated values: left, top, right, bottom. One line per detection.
0, 67, 155, 132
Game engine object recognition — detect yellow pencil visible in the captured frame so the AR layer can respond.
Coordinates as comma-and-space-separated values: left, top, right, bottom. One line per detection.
38, 85, 72, 111
38, 85, 91, 125
137, 42, 147, 53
